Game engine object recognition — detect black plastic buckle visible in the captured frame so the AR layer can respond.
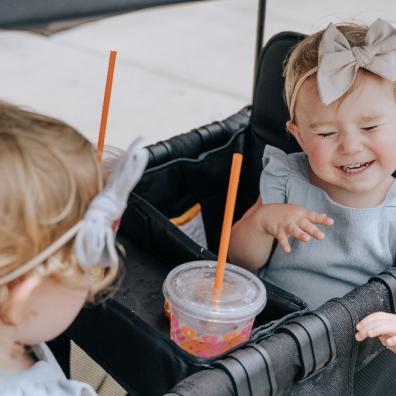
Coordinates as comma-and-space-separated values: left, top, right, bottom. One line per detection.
276, 312, 336, 381
213, 343, 277, 396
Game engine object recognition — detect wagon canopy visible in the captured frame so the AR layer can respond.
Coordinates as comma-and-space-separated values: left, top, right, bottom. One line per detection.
0, 0, 210, 29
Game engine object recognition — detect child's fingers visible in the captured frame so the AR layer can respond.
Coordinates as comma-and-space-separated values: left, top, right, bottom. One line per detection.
358, 322, 396, 339
388, 346, 396, 354
355, 313, 396, 341
277, 230, 291, 253
385, 335, 396, 347
355, 331, 367, 341
356, 312, 394, 329
378, 335, 390, 346
285, 223, 310, 242
306, 212, 334, 227
355, 327, 380, 341
297, 218, 325, 240
356, 315, 396, 333
378, 335, 396, 353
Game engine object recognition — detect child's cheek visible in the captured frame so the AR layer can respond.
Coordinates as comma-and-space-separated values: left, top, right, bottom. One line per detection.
373, 133, 396, 168
307, 149, 329, 171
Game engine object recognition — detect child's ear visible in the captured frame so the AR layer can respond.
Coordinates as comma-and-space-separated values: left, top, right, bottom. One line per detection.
286, 121, 303, 146
1, 274, 42, 325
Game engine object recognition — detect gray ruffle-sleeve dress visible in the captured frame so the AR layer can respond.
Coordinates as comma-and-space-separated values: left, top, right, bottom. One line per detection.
259, 145, 396, 308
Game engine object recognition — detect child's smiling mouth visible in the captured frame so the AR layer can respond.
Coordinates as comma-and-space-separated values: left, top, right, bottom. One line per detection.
340, 160, 375, 174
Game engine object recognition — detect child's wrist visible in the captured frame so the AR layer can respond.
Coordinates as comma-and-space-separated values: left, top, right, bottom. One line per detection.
256, 204, 272, 234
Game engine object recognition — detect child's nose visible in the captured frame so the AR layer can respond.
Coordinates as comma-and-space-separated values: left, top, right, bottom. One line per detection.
338, 132, 363, 155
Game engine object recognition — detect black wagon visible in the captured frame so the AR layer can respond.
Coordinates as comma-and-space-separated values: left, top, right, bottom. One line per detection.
3, 1, 396, 395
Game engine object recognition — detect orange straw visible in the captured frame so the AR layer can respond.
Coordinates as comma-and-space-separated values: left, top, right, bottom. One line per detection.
97, 50, 117, 162
213, 153, 243, 297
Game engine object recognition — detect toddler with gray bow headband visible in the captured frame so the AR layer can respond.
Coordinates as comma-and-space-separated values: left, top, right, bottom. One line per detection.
229, 18, 396, 351
0, 101, 148, 394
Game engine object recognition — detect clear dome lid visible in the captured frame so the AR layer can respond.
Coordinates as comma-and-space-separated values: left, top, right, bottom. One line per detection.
163, 260, 267, 322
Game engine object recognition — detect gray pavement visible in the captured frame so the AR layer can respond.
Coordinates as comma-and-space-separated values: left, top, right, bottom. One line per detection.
1, 0, 396, 149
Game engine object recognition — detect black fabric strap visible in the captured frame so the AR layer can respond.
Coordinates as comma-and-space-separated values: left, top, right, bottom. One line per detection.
213, 356, 252, 396
370, 269, 396, 313
276, 313, 335, 381
213, 343, 278, 396
298, 313, 336, 370
163, 368, 234, 396
247, 344, 278, 395
278, 322, 315, 380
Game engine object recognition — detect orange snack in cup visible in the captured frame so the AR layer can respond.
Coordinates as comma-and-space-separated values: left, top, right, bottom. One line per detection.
164, 299, 171, 319
181, 326, 197, 339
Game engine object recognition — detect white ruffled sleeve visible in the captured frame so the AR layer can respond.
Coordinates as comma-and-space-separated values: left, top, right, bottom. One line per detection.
259, 145, 291, 204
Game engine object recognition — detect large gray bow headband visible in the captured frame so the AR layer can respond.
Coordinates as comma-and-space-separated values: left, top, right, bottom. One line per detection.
0, 139, 148, 286
288, 18, 396, 118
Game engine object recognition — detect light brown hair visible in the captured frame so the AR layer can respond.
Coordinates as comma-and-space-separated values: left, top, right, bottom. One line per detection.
0, 101, 114, 311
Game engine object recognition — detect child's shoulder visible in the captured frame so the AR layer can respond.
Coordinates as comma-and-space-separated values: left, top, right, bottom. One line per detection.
0, 343, 97, 396
262, 144, 309, 181
0, 379, 97, 396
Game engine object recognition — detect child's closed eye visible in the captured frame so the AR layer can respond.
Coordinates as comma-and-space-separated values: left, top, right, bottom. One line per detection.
317, 132, 337, 138
361, 124, 383, 132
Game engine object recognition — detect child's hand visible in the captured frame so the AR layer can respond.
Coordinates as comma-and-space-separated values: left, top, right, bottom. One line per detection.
261, 203, 334, 253
356, 312, 396, 353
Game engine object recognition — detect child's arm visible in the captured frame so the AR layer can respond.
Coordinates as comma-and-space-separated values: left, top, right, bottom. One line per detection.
356, 312, 396, 353
228, 198, 334, 272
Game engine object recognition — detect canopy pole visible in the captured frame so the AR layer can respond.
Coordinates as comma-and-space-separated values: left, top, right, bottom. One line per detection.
253, 0, 267, 100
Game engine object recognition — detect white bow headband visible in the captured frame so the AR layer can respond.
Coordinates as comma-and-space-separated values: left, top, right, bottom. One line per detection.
0, 139, 149, 286
288, 18, 396, 119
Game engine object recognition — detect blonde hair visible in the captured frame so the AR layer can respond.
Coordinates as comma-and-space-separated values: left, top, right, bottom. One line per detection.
284, 23, 369, 120
0, 101, 117, 312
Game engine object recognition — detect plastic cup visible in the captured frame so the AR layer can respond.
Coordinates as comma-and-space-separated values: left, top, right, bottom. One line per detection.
102, 144, 125, 174
90, 144, 124, 282
102, 144, 125, 231
163, 260, 267, 358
